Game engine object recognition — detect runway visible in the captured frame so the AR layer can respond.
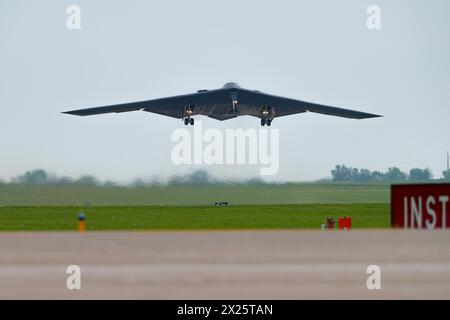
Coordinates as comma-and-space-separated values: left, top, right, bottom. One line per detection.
0, 230, 449, 299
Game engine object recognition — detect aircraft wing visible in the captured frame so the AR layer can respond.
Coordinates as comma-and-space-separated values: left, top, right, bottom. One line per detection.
238, 89, 381, 119
63, 89, 229, 119
64, 85, 381, 121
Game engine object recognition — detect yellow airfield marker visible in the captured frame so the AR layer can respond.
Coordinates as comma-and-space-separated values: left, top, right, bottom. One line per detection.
78, 212, 86, 232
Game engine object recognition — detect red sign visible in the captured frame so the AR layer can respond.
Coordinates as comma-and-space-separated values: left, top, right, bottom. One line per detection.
338, 217, 352, 229
391, 184, 450, 229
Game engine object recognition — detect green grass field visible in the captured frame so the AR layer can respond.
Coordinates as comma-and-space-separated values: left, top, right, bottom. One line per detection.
0, 204, 389, 231
0, 183, 390, 231
0, 183, 389, 206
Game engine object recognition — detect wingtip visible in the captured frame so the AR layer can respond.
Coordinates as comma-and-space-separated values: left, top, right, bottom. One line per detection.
360, 113, 383, 119
62, 110, 82, 116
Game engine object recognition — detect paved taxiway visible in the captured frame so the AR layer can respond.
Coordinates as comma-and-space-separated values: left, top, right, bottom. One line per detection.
0, 230, 449, 299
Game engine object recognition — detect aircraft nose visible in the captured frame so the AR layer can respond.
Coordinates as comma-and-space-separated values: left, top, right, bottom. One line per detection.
223, 82, 241, 89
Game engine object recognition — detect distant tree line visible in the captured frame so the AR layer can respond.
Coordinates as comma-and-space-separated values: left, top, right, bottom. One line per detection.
330, 165, 442, 182
9, 169, 105, 186
0, 169, 268, 187
1, 167, 449, 187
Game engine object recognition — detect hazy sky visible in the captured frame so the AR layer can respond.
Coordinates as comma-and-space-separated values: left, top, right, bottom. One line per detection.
1, 0, 449, 182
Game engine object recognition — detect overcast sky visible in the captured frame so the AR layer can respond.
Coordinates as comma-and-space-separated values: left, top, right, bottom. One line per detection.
1, 0, 449, 182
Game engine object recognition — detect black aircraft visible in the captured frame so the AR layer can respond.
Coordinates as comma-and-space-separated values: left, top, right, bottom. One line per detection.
63, 82, 381, 126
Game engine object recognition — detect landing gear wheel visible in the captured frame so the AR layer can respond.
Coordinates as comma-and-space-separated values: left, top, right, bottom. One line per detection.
261, 118, 266, 126
190, 118, 194, 125
184, 118, 189, 125
266, 119, 272, 126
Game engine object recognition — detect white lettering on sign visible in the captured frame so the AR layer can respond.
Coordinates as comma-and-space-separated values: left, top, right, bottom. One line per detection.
411, 196, 422, 228
439, 196, 448, 229
403, 195, 449, 229
425, 196, 437, 229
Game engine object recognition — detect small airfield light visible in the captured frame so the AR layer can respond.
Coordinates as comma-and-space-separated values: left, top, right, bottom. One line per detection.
78, 212, 86, 232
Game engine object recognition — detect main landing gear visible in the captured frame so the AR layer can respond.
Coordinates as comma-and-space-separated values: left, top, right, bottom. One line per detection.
183, 105, 194, 125
260, 105, 274, 126
184, 117, 194, 125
